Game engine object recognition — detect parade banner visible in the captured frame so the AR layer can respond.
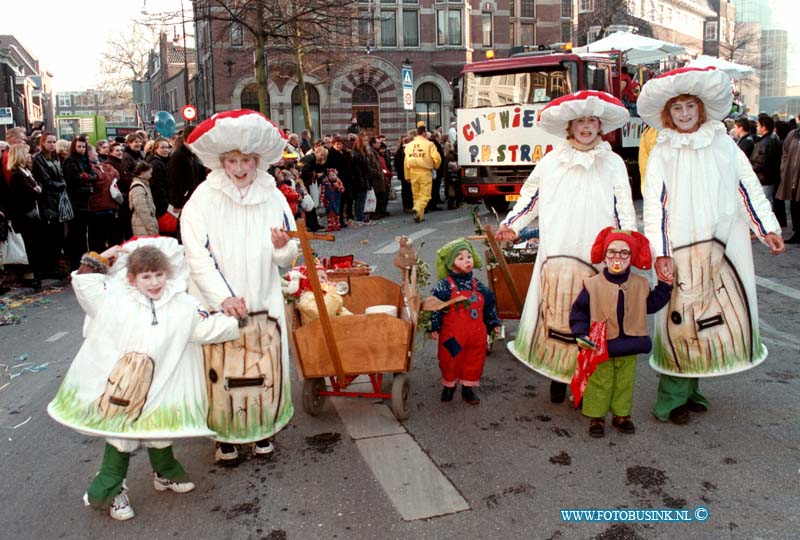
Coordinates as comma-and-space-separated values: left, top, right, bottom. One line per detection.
621, 116, 643, 148
457, 106, 563, 167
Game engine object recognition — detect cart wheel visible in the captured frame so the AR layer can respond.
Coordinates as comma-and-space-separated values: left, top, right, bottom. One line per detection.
302, 378, 327, 416
390, 373, 411, 421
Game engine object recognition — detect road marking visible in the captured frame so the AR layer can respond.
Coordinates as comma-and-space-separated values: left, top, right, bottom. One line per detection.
441, 216, 470, 224
332, 385, 469, 520
755, 276, 800, 301
374, 228, 436, 254
45, 331, 68, 342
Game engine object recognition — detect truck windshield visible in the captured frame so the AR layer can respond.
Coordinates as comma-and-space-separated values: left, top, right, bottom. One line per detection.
462, 68, 573, 108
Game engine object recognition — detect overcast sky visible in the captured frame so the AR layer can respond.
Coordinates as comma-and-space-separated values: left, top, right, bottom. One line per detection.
1, 0, 798, 93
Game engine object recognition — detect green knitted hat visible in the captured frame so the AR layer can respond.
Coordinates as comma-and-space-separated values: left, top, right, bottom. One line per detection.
435, 238, 483, 279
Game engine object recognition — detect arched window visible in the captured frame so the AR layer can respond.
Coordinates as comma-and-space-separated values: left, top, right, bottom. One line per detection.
415, 83, 442, 130
352, 84, 379, 105
292, 84, 320, 139
241, 83, 269, 114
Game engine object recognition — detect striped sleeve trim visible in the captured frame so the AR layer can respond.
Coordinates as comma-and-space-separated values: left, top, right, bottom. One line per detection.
505, 189, 539, 228
737, 180, 768, 237
659, 183, 672, 257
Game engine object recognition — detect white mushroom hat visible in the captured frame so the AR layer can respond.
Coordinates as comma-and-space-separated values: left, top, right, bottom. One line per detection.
539, 90, 630, 136
637, 66, 733, 129
186, 109, 287, 170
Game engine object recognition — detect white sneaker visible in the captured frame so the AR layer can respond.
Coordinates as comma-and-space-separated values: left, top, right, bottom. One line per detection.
214, 442, 238, 462
253, 439, 274, 456
109, 481, 135, 521
153, 472, 195, 493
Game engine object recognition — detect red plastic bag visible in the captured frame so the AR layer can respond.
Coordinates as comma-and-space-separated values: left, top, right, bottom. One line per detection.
158, 208, 178, 234
570, 321, 608, 408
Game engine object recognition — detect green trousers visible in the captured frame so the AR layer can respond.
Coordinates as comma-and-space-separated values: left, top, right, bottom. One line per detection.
652, 375, 709, 421
582, 355, 636, 418
86, 443, 190, 508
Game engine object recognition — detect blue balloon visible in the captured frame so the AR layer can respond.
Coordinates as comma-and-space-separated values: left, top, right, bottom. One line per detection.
154, 111, 176, 138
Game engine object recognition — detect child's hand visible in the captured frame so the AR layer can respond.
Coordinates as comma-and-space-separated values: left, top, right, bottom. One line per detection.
430, 331, 439, 340
100, 246, 122, 265
495, 224, 517, 242
492, 326, 501, 336
576, 336, 597, 351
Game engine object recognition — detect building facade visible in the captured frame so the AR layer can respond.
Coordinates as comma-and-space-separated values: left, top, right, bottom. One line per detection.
192, 0, 574, 143
0, 35, 54, 137
760, 29, 787, 97
146, 32, 198, 131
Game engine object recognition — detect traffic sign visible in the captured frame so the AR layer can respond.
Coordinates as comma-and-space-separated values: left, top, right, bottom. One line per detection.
0, 107, 13, 125
182, 104, 198, 122
403, 88, 414, 111
402, 66, 413, 89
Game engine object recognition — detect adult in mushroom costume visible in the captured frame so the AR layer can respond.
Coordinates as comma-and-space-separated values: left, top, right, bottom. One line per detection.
638, 67, 784, 424
496, 91, 636, 403
181, 110, 299, 462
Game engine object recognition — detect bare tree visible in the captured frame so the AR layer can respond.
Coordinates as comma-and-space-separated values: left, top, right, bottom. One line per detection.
98, 22, 159, 100
196, 0, 359, 136
574, 0, 655, 47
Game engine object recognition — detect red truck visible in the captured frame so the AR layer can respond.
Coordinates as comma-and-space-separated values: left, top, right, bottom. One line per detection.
454, 46, 643, 212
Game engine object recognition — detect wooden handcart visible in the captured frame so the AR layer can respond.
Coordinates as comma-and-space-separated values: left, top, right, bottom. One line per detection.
287, 220, 421, 420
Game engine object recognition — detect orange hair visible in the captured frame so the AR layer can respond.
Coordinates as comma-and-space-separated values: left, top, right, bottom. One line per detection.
660, 94, 707, 132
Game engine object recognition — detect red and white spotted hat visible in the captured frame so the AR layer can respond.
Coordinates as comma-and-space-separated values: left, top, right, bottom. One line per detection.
539, 90, 630, 137
186, 109, 286, 170
637, 67, 733, 129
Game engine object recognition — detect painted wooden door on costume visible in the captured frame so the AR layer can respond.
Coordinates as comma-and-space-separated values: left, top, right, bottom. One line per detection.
532, 257, 597, 380
204, 313, 283, 440
660, 240, 752, 375
95, 352, 155, 424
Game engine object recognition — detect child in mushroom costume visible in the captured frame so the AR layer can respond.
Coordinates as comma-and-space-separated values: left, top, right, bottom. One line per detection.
47, 237, 239, 520
495, 91, 637, 404
180, 110, 299, 462
638, 67, 784, 424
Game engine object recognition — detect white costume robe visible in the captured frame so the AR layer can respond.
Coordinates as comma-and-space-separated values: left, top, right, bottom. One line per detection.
643, 122, 780, 377
501, 141, 636, 382
48, 238, 239, 442
181, 169, 299, 442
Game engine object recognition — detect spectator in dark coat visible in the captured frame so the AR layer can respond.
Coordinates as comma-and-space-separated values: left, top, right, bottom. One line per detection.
327, 136, 352, 225
733, 117, 754, 159
62, 136, 97, 269
167, 126, 206, 211
778, 122, 800, 244
7, 144, 45, 287
751, 114, 785, 226
146, 137, 171, 218
31, 132, 70, 273
394, 136, 413, 213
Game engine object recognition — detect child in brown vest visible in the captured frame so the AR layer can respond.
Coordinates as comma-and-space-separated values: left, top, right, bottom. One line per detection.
569, 228, 672, 438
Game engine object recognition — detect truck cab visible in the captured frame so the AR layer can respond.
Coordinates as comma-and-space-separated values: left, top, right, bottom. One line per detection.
455, 47, 640, 212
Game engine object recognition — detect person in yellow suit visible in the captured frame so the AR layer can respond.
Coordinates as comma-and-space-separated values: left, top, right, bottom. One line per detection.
404, 126, 441, 222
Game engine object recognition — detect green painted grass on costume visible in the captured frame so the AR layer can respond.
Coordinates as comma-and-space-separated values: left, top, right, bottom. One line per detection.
50, 384, 208, 433
652, 327, 764, 374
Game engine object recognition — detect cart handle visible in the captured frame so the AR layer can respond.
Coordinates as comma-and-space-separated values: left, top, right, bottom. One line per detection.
288, 230, 336, 242
474, 219, 524, 315
293, 219, 347, 386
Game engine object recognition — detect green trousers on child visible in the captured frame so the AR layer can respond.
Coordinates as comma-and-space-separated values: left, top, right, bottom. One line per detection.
652, 375, 709, 421
86, 443, 190, 508
582, 355, 636, 418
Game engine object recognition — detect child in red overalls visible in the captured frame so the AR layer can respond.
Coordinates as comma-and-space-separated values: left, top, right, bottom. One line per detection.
428, 239, 501, 404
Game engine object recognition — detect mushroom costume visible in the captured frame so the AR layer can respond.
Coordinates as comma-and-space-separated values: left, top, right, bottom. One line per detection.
500, 91, 636, 383
47, 236, 239, 443
638, 67, 781, 420
181, 110, 299, 442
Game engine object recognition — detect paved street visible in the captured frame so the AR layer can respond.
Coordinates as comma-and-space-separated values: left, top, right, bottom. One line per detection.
1, 197, 798, 540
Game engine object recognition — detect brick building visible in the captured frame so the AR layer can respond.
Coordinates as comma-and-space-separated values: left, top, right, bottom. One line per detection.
0, 35, 54, 137
147, 32, 198, 131
192, 0, 570, 143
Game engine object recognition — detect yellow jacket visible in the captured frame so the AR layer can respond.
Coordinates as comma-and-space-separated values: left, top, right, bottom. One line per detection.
404, 135, 441, 177
638, 125, 658, 191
